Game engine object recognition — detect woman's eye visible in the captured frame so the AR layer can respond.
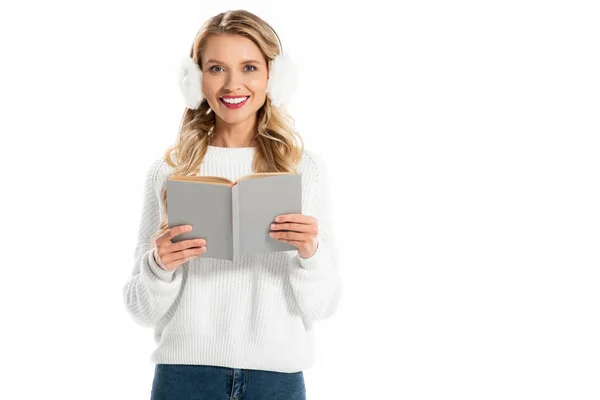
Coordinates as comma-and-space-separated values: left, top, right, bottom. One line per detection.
208, 65, 256, 73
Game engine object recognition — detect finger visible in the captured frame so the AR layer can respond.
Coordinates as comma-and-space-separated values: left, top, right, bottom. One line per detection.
165, 253, 199, 271
174, 246, 206, 259
275, 214, 316, 225
164, 246, 206, 264
271, 222, 317, 234
156, 224, 191, 247
169, 238, 206, 252
156, 240, 206, 263
270, 231, 307, 241
164, 224, 193, 242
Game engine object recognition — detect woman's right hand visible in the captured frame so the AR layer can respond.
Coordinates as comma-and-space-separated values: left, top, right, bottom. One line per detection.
154, 224, 207, 271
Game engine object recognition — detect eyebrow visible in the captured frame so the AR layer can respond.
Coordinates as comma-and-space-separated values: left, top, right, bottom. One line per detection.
205, 59, 262, 65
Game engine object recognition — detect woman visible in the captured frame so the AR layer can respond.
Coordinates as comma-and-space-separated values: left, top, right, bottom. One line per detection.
122, 9, 342, 399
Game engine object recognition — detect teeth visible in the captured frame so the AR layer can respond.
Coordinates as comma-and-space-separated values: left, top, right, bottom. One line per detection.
222, 96, 248, 104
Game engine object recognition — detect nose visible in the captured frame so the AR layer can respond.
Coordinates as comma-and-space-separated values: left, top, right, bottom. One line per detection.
223, 69, 243, 92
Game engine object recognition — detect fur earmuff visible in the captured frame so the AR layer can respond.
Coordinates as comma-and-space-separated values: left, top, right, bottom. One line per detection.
266, 52, 298, 109
179, 56, 204, 110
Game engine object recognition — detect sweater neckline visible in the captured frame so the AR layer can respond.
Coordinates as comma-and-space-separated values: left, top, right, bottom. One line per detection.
204, 145, 256, 164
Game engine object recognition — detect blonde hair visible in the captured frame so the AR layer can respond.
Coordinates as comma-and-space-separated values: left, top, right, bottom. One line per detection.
152, 9, 305, 243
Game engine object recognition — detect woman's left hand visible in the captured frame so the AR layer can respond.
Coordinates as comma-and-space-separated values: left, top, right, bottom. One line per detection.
270, 214, 319, 258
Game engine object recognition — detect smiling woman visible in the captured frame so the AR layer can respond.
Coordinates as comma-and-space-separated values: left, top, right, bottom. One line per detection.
122, 9, 342, 400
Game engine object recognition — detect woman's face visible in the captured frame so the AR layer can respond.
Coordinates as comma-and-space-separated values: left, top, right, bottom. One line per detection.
201, 34, 269, 125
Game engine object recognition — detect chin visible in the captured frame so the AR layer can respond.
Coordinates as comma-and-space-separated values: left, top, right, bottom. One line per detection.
218, 112, 251, 124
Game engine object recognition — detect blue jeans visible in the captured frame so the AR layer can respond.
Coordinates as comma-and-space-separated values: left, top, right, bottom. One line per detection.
150, 364, 306, 400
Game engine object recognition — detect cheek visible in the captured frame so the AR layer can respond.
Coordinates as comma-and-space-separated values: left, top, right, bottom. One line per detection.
201, 79, 220, 108
201, 78, 216, 97
248, 74, 268, 94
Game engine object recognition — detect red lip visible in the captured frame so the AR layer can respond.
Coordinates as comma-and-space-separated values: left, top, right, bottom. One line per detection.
219, 96, 250, 109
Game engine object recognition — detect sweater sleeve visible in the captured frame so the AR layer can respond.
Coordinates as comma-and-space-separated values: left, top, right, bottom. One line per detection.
286, 152, 343, 321
122, 158, 184, 328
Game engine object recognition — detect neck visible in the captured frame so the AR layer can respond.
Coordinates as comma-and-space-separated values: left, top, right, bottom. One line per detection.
211, 115, 258, 148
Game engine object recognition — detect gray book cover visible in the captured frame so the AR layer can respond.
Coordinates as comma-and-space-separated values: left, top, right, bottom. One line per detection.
167, 173, 302, 262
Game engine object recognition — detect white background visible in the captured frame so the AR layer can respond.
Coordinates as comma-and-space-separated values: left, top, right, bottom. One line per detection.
1, 0, 599, 399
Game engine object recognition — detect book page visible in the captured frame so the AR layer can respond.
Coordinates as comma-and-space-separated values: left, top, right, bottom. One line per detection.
169, 175, 233, 186
237, 171, 292, 181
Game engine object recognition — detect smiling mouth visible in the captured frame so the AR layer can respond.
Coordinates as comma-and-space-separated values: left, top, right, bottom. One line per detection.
219, 96, 250, 109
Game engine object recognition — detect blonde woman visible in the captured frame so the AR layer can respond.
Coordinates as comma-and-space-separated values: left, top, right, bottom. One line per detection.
122, 9, 342, 399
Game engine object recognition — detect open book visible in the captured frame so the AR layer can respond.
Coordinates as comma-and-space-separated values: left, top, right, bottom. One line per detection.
167, 172, 302, 261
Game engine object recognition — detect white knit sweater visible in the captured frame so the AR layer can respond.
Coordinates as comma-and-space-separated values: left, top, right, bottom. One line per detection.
122, 145, 342, 373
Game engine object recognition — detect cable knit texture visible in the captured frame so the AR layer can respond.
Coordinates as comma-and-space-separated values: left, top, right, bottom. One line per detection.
122, 145, 342, 373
